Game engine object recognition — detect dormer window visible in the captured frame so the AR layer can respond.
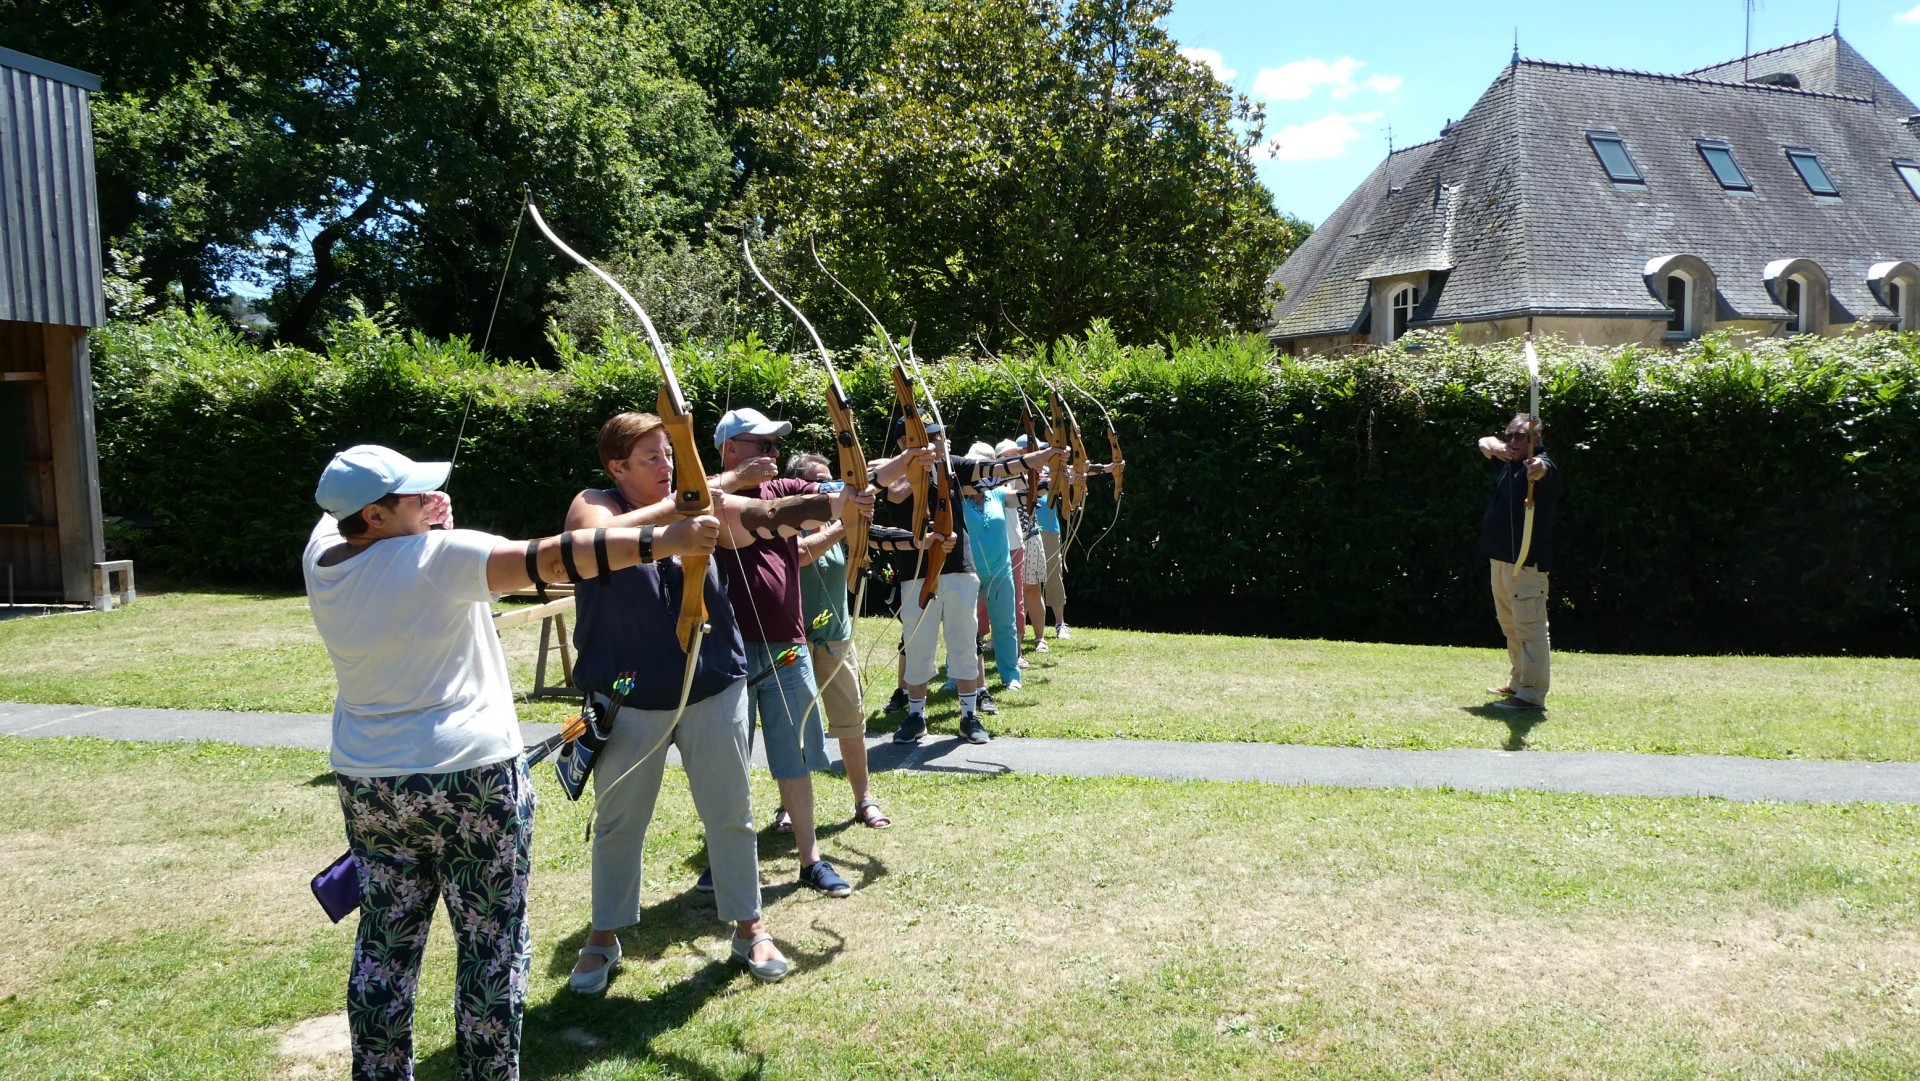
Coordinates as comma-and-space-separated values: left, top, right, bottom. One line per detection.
1391, 285, 1421, 340
1665, 274, 1692, 338
1587, 132, 1644, 184
1697, 141, 1752, 191
1785, 148, 1839, 196
1784, 277, 1806, 332
1870, 261, 1920, 332
1895, 160, 1920, 202
1765, 258, 1830, 336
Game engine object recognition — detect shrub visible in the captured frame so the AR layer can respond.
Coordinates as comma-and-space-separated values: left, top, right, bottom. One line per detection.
93, 310, 1920, 654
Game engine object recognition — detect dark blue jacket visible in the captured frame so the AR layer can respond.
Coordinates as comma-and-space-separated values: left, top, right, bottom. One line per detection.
1477, 450, 1561, 572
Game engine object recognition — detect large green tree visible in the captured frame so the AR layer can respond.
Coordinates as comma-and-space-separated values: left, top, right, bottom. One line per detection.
5, 0, 732, 354
750, 0, 1306, 354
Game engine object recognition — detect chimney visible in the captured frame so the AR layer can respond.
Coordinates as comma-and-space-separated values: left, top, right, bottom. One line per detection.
1440, 118, 1455, 137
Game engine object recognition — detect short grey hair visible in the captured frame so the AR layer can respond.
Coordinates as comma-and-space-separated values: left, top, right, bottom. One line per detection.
784, 451, 831, 479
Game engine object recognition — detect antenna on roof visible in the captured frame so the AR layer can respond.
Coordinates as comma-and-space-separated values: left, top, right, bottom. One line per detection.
1744, 0, 1757, 80
1511, 29, 1520, 66
1833, 0, 1841, 34
1386, 123, 1394, 156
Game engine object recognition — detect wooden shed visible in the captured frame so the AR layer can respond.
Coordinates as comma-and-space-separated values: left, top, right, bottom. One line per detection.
0, 47, 119, 607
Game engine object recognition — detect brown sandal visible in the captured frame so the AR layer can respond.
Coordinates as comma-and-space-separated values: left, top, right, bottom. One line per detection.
854, 799, 892, 830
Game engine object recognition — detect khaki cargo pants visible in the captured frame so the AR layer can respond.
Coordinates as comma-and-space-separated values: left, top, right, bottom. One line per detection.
1490, 559, 1551, 706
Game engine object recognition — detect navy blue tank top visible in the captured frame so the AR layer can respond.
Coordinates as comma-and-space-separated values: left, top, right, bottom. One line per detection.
571, 489, 747, 709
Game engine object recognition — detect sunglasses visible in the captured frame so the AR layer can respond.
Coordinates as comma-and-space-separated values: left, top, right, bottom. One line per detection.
734, 437, 780, 454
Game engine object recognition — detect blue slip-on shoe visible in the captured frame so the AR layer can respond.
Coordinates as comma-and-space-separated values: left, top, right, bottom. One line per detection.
799, 859, 853, 897
695, 867, 715, 893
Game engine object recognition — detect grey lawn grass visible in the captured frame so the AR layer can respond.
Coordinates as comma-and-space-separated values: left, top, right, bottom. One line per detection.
2, 587, 1917, 760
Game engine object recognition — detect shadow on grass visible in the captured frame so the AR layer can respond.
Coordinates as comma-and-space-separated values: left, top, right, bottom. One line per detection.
1461, 702, 1547, 751
418, 872, 858, 1079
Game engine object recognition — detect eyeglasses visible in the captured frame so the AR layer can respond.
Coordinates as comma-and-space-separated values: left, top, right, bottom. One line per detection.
735, 437, 780, 454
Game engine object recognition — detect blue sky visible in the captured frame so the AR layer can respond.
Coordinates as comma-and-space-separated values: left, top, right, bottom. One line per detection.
1161, 0, 1920, 225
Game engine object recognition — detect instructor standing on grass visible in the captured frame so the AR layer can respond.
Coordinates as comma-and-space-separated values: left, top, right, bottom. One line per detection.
1477, 415, 1561, 711
303, 443, 719, 1081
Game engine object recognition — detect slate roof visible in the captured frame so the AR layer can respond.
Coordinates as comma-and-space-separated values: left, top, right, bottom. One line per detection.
1687, 34, 1917, 117
1269, 33, 1920, 342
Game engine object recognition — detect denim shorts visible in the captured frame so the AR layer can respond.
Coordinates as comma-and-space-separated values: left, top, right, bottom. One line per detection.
745, 639, 830, 780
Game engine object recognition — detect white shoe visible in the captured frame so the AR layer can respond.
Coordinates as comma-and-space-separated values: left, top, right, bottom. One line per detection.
1007, 680, 1022, 692
570, 938, 622, 995
1056, 623, 1072, 640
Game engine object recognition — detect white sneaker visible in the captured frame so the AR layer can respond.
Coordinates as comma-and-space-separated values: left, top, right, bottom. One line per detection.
1007, 680, 1022, 692
1056, 623, 1072, 640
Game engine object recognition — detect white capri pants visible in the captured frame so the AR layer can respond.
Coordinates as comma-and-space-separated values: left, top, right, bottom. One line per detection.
898, 571, 982, 686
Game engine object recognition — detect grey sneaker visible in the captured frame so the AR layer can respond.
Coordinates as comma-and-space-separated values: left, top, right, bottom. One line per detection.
976, 689, 999, 715
959, 712, 991, 744
893, 712, 927, 744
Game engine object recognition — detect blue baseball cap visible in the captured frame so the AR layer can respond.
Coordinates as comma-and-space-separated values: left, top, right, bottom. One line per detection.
314, 445, 451, 518
713, 407, 793, 449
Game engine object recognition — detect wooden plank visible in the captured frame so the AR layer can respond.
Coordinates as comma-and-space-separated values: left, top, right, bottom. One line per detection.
490, 595, 575, 630
42, 324, 103, 603
0, 370, 43, 381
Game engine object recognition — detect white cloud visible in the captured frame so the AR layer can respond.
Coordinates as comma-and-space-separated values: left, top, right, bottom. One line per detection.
1897, 3, 1920, 23
1251, 57, 1401, 102
1266, 110, 1386, 162
1254, 57, 1364, 101
1180, 47, 1236, 83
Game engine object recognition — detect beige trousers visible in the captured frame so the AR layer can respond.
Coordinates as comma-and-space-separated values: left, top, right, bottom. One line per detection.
1489, 559, 1551, 705
1039, 530, 1067, 613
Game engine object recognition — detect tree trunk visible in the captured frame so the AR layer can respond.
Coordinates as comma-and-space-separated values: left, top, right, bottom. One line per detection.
275, 190, 386, 344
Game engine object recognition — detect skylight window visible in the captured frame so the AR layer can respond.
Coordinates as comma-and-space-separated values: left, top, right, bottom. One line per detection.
1697, 141, 1752, 191
1896, 160, 1920, 202
1587, 133, 1643, 184
1785, 148, 1839, 196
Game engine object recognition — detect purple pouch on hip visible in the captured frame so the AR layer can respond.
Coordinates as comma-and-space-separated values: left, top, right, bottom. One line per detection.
311, 850, 361, 923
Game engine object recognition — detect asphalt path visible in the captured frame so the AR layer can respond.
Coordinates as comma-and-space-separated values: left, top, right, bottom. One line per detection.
4, 700, 1918, 804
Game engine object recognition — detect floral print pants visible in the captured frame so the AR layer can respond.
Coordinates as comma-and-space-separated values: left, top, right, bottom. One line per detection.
337, 758, 535, 1081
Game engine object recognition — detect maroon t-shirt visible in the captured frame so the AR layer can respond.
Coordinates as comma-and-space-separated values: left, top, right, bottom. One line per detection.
718, 477, 814, 643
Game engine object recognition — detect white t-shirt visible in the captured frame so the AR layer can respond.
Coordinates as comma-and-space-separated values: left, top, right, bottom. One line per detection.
303, 516, 521, 777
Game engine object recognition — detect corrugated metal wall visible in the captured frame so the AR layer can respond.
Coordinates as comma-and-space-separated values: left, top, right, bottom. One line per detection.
0, 59, 105, 329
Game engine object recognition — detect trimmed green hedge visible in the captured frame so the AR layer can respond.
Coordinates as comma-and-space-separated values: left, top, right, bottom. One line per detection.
94, 308, 1920, 655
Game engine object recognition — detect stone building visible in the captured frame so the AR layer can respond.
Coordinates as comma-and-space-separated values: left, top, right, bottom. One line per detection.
1268, 34, 1920, 355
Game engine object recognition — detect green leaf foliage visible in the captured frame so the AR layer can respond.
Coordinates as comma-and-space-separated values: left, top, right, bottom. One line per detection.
749, 0, 1306, 355
93, 313, 1920, 654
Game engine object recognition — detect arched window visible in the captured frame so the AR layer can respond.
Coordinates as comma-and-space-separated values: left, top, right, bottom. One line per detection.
1665, 274, 1691, 337
1391, 285, 1420, 340
1869, 262, 1920, 332
1764, 258, 1830, 336
1644, 254, 1716, 342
